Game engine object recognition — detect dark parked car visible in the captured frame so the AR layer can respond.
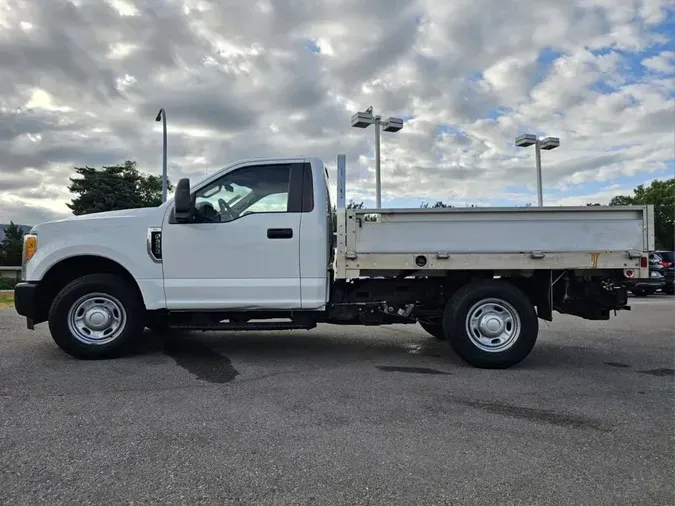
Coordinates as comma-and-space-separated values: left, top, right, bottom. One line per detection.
623, 253, 665, 297
655, 250, 674, 295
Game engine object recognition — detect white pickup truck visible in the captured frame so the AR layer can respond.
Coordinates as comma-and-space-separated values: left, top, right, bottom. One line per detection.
14, 155, 653, 368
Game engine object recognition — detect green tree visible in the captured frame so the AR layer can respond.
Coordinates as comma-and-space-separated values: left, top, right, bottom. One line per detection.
0, 222, 26, 266
67, 160, 173, 215
420, 201, 452, 208
609, 178, 674, 250
331, 200, 377, 232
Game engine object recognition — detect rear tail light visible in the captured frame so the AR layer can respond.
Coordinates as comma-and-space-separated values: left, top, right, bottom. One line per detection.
640, 256, 648, 268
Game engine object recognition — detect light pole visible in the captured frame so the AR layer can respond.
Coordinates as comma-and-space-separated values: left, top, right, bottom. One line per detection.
155, 108, 168, 203
515, 134, 560, 207
351, 106, 403, 209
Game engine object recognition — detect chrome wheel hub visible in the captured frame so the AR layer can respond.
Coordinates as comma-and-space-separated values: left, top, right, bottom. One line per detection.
479, 314, 505, 336
67, 293, 127, 345
466, 298, 521, 353
84, 308, 112, 329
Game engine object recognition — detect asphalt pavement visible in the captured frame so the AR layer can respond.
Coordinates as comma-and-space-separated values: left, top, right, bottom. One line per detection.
1, 296, 673, 505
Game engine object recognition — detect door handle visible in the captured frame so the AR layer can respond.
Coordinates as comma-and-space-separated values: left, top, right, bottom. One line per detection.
267, 228, 293, 239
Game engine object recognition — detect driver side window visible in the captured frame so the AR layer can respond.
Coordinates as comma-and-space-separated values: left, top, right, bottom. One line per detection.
194, 164, 292, 223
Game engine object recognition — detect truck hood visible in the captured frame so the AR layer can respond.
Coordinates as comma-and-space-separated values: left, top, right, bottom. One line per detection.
31, 206, 167, 234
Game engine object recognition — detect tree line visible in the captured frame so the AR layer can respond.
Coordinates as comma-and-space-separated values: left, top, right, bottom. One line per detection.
1, 161, 171, 267
586, 178, 674, 251
1, 162, 672, 268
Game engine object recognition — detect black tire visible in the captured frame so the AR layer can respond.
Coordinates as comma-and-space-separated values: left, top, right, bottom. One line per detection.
443, 280, 538, 369
631, 289, 649, 297
419, 320, 446, 340
48, 273, 146, 359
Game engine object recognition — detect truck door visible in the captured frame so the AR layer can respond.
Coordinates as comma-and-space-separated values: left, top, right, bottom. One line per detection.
161, 160, 307, 310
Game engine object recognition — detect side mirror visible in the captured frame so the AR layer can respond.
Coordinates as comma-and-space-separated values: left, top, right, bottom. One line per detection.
174, 178, 193, 223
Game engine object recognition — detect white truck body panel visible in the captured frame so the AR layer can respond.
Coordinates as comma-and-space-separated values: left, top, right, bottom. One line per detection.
335, 207, 653, 279
161, 212, 303, 310
350, 207, 652, 254
333, 155, 653, 279
298, 160, 333, 310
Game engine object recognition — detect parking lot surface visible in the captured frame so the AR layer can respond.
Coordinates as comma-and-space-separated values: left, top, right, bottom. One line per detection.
1, 296, 673, 505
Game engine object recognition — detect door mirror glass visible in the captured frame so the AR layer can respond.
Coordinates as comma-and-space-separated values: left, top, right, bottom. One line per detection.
174, 178, 193, 223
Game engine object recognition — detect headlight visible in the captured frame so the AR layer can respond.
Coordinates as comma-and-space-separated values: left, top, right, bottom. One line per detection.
650, 270, 662, 279
21, 234, 38, 280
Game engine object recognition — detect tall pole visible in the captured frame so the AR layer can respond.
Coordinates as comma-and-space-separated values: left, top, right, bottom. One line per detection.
534, 139, 543, 207
374, 115, 382, 209
161, 112, 167, 203
351, 107, 403, 209
156, 108, 168, 203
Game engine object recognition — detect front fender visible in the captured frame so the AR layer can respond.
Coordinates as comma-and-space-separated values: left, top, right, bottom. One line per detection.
26, 236, 166, 310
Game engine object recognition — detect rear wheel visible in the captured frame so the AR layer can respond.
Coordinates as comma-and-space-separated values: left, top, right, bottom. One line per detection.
443, 280, 538, 369
418, 320, 446, 340
48, 274, 145, 359
631, 289, 649, 297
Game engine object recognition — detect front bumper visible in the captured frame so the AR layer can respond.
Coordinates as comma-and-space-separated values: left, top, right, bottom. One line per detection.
14, 282, 39, 328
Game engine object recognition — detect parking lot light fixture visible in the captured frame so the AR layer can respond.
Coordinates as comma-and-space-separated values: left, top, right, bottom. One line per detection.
515, 133, 560, 207
351, 107, 404, 209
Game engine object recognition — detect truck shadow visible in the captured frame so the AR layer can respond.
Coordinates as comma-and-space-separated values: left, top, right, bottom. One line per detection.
127, 328, 656, 373
132, 328, 463, 366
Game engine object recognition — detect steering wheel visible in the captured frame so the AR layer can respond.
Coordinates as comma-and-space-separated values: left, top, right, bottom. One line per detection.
217, 198, 237, 220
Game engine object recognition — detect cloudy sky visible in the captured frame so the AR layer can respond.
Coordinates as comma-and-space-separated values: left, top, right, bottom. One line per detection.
0, 0, 674, 226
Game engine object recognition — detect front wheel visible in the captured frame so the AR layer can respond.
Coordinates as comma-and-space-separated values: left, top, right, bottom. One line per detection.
443, 281, 539, 369
48, 274, 146, 359
631, 289, 649, 297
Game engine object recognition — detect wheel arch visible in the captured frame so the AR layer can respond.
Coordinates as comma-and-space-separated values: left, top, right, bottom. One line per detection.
33, 255, 146, 324
500, 272, 553, 321
442, 271, 554, 322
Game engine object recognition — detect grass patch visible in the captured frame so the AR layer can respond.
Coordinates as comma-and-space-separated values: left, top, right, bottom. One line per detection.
0, 278, 17, 290
0, 292, 14, 308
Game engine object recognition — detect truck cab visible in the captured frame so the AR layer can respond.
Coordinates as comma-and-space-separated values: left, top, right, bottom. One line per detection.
161, 157, 332, 311
17, 157, 333, 308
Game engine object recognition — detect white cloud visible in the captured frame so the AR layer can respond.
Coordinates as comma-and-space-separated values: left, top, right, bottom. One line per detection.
642, 50, 675, 73
0, 0, 673, 226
